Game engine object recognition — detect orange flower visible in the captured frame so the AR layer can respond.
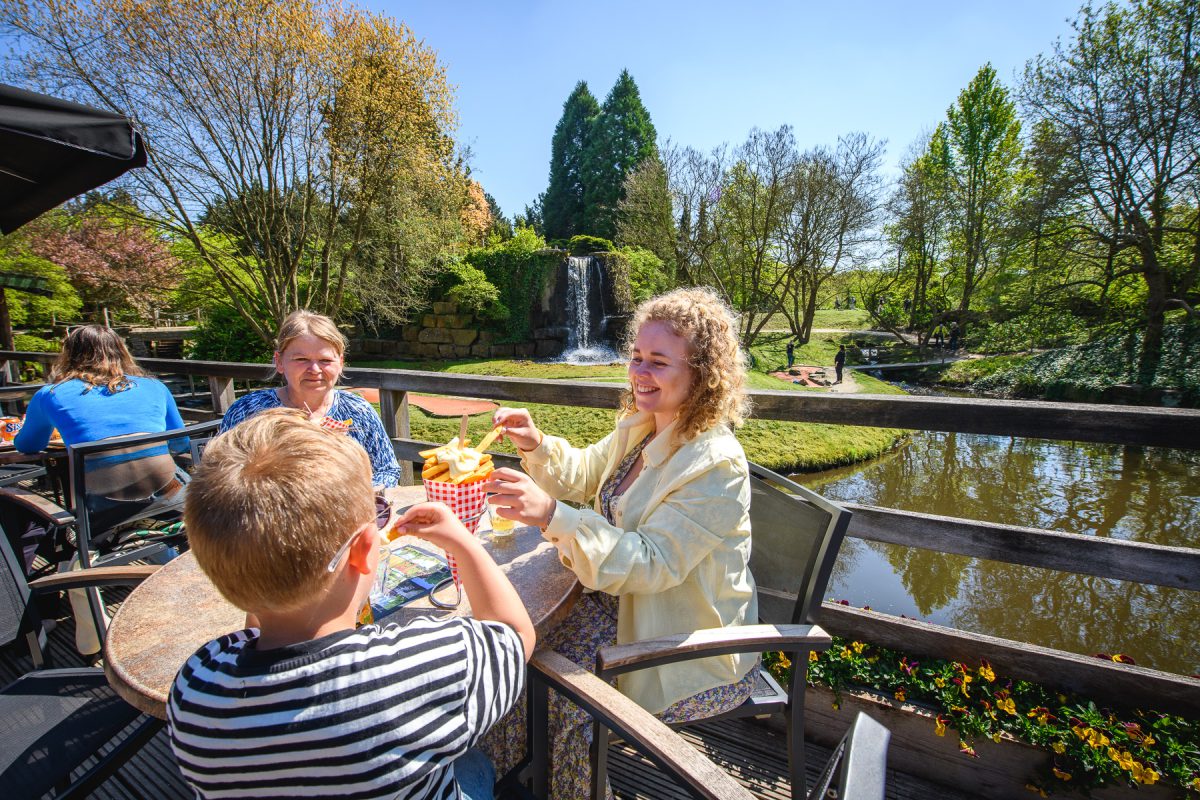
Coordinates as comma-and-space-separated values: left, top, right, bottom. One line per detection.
1025, 784, 1048, 797
1052, 766, 1071, 781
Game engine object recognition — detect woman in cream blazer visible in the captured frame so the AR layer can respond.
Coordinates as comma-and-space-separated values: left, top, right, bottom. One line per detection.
486, 287, 756, 800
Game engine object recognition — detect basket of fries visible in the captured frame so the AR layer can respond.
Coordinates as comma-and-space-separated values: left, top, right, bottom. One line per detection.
419, 426, 504, 588
419, 425, 504, 534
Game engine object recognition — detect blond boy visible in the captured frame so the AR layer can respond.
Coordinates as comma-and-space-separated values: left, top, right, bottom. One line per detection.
167, 409, 533, 800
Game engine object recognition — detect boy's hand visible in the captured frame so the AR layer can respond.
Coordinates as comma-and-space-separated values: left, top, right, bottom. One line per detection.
394, 501, 473, 550
493, 407, 542, 452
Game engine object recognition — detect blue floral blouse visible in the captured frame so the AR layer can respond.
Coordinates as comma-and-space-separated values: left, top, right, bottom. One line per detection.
218, 389, 402, 487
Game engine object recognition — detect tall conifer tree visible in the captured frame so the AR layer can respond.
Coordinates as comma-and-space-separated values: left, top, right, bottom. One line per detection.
542, 81, 600, 241
582, 70, 659, 240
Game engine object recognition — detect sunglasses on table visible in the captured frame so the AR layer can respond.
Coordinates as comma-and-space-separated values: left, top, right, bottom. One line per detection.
326, 494, 395, 573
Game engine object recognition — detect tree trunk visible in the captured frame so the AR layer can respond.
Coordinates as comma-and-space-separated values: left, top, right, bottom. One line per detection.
1138, 268, 1167, 386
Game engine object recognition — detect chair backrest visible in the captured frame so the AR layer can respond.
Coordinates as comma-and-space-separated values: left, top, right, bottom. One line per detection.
746, 462, 851, 626
0, 515, 34, 650
68, 419, 222, 558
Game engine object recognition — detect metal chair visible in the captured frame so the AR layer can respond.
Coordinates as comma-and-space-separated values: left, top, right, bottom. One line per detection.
527, 649, 760, 800
0, 520, 161, 797
590, 462, 871, 800
68, 419, 222, 645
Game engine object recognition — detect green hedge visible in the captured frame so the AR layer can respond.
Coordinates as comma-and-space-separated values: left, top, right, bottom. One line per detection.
464, 228, 561, 342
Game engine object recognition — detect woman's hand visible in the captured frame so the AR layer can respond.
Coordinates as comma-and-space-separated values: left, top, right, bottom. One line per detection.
484, 468, 557, 529
493, 407, 543, 452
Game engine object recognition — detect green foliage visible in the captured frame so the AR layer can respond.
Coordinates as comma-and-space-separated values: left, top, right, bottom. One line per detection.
0, 223, 84, 326
187, 305, 273, 363
615, 154, 677, 276
581, 70, 659, 240
617, 247, 670, 305
766, 633, 1198, 793
542, 82, 600, 241
13, 332, 59, 352
439, 259, 507, 321
565, 235, 613, 255
937, 354, 1032, 386
464, 228, 560, 342
971, 322, 1200, 405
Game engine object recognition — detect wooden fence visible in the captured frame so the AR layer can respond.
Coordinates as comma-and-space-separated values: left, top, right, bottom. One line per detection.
3, 350, 1198, 717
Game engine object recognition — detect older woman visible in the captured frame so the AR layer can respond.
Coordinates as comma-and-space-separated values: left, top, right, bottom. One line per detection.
219, 310, 401, 488
486, 287, 757, 799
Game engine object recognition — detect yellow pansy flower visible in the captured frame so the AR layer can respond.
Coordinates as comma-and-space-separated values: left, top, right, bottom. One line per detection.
1051, 741, 1066, 754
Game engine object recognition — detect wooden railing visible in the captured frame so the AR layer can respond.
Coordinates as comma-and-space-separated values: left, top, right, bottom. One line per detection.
4, 350, 1198, 717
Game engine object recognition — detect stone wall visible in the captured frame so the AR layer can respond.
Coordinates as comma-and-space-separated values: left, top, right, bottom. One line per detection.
348, 303, 536, 361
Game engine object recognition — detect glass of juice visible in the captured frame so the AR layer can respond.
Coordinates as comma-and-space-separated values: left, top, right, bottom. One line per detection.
488, 504, 516, 539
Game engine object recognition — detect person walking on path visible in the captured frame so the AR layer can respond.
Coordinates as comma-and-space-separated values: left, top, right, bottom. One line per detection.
834, 345, 846, 384
786, 338, 795, 368
948, 322, 960, 352
931, 322, 948, 348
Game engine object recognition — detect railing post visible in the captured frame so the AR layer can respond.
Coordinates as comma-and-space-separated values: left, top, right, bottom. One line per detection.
208, 376, 236, 418
379, 388, 413, 485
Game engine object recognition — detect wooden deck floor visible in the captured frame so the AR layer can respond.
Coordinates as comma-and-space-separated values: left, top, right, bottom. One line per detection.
5, 582, 971, 800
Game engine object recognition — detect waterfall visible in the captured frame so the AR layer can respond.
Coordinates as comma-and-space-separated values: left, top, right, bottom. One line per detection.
558, 256, 619, 364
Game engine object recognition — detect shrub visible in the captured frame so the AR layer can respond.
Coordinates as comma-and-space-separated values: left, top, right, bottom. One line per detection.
565, 234, 614, 255
440, 259, 507, 321
465, 228, 560, 342
187, 305, 272, 363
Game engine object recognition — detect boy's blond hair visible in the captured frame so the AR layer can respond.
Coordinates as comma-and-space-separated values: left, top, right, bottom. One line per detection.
184, 408, 374, 612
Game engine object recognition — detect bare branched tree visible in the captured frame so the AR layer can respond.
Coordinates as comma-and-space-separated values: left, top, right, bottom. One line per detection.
3, 0, 466, 341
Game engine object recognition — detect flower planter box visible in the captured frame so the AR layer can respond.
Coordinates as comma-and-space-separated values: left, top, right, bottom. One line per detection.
765, 685, 1178, 799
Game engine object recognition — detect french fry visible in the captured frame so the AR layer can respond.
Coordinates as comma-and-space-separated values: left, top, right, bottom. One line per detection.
418, 446, 440, 459
422, 463, 449, 479
476, 425, 504, 452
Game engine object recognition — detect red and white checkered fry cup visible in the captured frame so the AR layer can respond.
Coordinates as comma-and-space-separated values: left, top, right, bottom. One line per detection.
319, 416, 352, 435
423, 476, 490, 588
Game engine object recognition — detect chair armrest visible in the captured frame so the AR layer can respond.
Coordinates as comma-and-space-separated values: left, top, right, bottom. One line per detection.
530, 649, 757, 800
1, 486, 75, 528
810, 712, 891, 800
596, 623, 831, 678
29, 564, 159, 594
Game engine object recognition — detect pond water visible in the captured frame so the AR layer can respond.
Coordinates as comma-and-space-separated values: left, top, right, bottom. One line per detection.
795, 431, 1200, 675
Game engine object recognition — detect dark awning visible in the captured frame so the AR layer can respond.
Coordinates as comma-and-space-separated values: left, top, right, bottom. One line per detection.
0, 84, 147, 234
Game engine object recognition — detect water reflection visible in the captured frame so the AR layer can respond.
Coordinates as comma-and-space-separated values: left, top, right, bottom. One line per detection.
798, 432, 1200, 674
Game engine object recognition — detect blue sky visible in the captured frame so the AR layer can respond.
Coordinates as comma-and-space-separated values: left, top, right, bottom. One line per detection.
370, 1, 1081, 218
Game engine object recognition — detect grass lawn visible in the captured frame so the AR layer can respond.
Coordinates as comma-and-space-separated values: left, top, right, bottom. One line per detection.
356, 354, 904, 473
760, 308, 872, 332
936, 353, 1032, 386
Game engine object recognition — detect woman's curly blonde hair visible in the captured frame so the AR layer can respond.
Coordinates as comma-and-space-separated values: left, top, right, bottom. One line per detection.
619, 286, 750, 442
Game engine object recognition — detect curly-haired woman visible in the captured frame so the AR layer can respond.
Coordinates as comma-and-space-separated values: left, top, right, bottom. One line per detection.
486, 287, 757, 799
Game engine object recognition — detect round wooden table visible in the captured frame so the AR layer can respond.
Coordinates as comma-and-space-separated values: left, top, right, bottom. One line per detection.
103, 484, 581, 719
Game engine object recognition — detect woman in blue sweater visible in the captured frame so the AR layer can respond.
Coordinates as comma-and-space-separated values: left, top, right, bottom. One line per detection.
17, 325, 186, 452
17, 324, 190, 533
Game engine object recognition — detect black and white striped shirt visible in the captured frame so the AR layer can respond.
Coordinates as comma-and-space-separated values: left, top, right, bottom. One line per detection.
167, 617, 524, 799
